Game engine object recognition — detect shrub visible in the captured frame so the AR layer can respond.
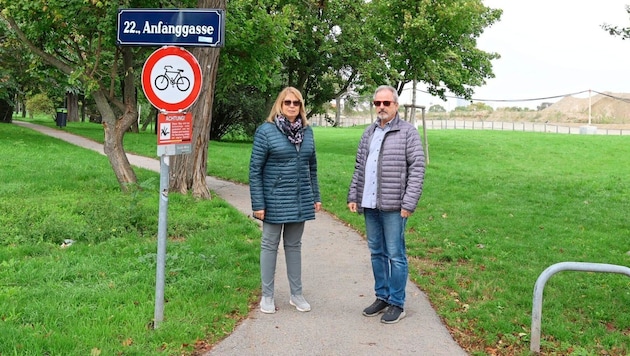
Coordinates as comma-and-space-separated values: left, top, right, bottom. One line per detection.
26, 93, 55, 118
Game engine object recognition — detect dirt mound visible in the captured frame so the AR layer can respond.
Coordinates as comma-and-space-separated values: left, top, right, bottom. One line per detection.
422, 92, 630, 128
543, 92, 630, 124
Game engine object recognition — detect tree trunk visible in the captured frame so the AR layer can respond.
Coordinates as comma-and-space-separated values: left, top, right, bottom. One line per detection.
80, 95, 86, 122
92, 47, 139, 192
67, 92, 79, 122
20, 94, 26, 118
141, 106, 157, 132
94, 89, 137, 190
0, 98, 13, 123
169, 46, 221, 198
169, 0, 225, 198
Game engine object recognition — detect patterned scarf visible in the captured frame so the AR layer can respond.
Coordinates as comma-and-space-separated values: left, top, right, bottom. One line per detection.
274, 114, 304, 144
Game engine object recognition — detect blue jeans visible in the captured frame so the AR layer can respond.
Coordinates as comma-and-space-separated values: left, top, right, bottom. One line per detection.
363, 208, 408, 308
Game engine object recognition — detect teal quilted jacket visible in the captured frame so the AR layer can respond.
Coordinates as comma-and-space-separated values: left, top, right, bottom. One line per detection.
249, 122, 321, 224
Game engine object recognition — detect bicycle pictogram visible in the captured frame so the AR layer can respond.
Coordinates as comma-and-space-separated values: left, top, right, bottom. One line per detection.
154, 65, 191, 92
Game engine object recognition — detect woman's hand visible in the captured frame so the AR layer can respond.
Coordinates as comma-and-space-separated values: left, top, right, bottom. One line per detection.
253, 210, 265, 220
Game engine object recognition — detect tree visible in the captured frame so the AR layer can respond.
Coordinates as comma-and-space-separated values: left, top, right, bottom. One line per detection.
469, 102, 492, 112
170, 0, 225, 198
0, 19, 16, 122
429, 104, 446, 112
209, 0, 293, 140
208, 0, 372, 136
366, 0, 502, 101
0, 0, 198, 193
282, 0, 379, 121
2, 0, 505, 197
2, 1, 131, 190
25, 93, 55, 117
602, 5, 630, 39
0, 16, 40, 118
230, 0, 502, 128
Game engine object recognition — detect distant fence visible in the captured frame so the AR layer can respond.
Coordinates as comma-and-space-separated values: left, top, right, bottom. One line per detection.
421, 120, 630, 136
313, 115, 630, 136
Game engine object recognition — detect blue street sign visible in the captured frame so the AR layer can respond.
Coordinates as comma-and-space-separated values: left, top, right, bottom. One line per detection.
117, 9, 225, 47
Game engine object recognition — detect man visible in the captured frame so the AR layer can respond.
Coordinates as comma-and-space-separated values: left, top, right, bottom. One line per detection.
347, 85, 426, 324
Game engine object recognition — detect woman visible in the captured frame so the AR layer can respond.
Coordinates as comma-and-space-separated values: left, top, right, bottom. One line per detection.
249, 86, 322, 314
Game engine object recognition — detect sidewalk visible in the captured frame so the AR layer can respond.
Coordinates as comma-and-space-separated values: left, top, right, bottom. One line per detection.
15, 121, 468, 356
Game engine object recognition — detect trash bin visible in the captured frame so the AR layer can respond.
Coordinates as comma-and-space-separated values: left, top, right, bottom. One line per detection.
56, 108, 67, 127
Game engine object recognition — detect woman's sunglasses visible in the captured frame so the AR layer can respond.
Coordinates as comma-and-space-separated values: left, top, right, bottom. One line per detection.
373, 101, 394, 107
283, 100, 302, 107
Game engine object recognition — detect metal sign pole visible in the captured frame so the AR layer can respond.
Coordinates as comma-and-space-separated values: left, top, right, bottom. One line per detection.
154, 155, 170, 328
127, 8, 225, 330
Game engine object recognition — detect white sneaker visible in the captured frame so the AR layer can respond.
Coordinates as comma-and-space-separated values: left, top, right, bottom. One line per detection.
260, 296, 276, 314
289, 294, 311, 312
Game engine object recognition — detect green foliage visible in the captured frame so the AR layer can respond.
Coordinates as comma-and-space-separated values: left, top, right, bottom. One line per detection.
0, 18, 70, 111
429, 104, 446, 112
3, 0, 506, 143
282, 0, 379, 109
0, 18, 19, 103
0, 0, 196, 122
451, 102, 493, 112
602, 5, 630, 40
210, 0, 293, 139
0, 85, 11, 104
212, 0, 380, 138
211, 86, 271, 140
469, 101, 493, 112
496, 106, 533, 112
219, 0, 292, 93
367, 0, 502, 100
343, 99, 357, 115
25, 93, 54, 116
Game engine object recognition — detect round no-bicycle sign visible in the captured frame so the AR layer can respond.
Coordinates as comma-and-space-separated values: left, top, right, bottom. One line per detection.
142, 46, 202, 112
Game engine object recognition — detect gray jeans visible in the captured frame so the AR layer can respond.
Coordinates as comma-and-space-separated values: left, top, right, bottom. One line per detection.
260, 221, 305, 297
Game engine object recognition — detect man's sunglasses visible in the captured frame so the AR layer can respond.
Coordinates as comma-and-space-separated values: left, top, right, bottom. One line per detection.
283, 100, 302, 107
373, 101, 394, 107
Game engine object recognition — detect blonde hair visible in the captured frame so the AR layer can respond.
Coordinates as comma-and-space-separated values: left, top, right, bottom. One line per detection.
265, 86, 309, 126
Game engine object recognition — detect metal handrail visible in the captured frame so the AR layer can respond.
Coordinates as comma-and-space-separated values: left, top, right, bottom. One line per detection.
531, 262, 630, 353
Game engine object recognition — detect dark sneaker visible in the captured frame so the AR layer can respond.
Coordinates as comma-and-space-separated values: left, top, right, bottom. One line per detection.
362, 299, 389, 317
381, 305, 406, 324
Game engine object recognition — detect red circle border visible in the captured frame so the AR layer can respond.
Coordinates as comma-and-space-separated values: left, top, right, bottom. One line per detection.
141, 46, 202, 112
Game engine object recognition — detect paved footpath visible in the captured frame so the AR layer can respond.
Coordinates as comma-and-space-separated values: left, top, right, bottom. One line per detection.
16, 121, 468, 356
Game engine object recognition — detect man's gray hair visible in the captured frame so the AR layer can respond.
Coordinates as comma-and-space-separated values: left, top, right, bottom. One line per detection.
373, 85, 399, 103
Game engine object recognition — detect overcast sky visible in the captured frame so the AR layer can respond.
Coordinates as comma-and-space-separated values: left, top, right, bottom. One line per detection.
403, 1, 630, 109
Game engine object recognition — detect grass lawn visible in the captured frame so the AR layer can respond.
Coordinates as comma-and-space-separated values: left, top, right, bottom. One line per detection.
3, 116, 630, 355
0, 119, 261, 355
